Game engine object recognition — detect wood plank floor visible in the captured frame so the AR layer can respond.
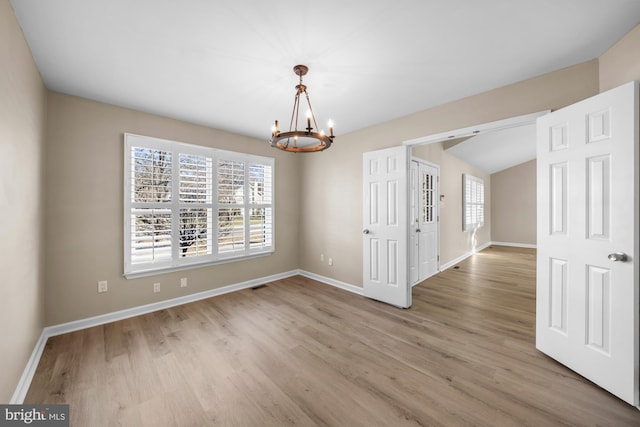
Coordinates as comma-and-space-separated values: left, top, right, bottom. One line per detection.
26, 246, 640, 426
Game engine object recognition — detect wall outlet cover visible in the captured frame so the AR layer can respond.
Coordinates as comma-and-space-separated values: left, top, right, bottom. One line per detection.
98, 280, 108, 293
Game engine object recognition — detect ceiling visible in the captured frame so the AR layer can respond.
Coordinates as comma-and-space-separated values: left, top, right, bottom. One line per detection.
444, 124, 537, 174
10, 1, 640, 143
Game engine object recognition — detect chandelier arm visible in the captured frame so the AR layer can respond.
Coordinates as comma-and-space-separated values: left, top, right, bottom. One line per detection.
290, 91, 301, 132
304, 91, 320, 132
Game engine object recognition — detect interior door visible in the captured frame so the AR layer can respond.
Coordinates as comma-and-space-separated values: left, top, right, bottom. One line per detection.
363, 146, 411, 308
536, 81, 639, 406
417, 162, 439, 282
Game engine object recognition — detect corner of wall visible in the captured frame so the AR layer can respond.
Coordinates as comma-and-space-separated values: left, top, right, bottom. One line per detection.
0, 0, 48, 403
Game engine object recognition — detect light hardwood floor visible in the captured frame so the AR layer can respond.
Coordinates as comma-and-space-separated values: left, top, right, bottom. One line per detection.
26, 246, 640, 426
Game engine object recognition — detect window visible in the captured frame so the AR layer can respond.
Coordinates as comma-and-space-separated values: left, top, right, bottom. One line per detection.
124, 133, 274, 277
422, 170, 435, 224
463, 173, 484, 231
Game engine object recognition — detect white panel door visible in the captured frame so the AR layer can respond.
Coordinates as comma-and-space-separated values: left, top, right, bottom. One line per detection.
363, 146, 411, 308
536, 81, 639, 406
417, 162, 439, 282
409, 162, 419, 284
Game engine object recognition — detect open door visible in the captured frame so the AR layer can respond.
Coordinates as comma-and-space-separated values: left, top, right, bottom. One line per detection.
536, 81, 639, 406
363, 146, 411, 308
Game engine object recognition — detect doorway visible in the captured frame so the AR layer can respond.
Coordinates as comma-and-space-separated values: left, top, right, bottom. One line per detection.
363, 112, 547, 308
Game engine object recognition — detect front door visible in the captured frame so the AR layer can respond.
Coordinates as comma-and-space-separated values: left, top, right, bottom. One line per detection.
536, 81, 639, 406
410, 160, 439, 285
363, 146, 411, 308
410, 161, 420, 284
417, 161, 439, 282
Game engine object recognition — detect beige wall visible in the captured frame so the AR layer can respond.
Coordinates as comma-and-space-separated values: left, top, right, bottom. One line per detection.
43, 93, 301, 325
0, 0, 47, 402
298, 60, 599, 286
599, 24, 640, 91
491, 160, 537, 245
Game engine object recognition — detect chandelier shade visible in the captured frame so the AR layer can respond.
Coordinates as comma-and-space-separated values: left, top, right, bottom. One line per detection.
269, 65, 334, 152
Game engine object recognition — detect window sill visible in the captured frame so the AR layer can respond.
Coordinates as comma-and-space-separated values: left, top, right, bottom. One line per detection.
124, 251, 274, 279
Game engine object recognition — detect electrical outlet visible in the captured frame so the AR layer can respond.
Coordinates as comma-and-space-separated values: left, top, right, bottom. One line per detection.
180, 277, 187, 288
328, 258, 333, 266
320, 254, 324, 262
97, 280, 108, 293
153, 282, 161, 293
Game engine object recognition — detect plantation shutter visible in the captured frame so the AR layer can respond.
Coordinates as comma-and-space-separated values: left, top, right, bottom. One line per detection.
463, 173, 484, 231
129, 146, 173, 266
249, 163, 273, 249
124, 133, 275, 277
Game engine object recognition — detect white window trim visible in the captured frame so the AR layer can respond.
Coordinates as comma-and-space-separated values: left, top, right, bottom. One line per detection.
124, 133, 275, 279
462, 173, 484, 232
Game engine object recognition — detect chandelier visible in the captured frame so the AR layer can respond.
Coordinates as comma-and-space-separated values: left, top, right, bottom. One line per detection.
270, 65, 334, 152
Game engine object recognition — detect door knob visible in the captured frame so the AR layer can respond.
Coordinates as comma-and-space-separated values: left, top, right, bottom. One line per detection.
608, 252, 628, 262
363, 229, 370, 234
416, 229, 421, 232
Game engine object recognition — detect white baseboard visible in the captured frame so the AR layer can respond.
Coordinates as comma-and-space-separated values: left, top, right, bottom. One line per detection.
11, 270, 300, 404
46, 271, 297, 338
476, 241, 493, 252
439, 241, 535, 272
297, 270, 363, 295
10, 330, 48, 404
45, 270, 300, 338
439, 253, 472, 271
12, 270, 361, 403
438, 241, 493, 271
490, 241, 537, 249
412, 270, 439, 287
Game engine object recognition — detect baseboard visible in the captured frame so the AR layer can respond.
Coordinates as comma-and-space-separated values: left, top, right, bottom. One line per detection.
439, 252, 472, 271
45, 270, 300, 338
412, 270, 438, 287
12, 269, 360, 403
439, 241, 493, 271
476, 241, 493, 252
490, 241, 537, 249
296, 270, 364, 295
11, 270, 299, 403
10, 330, 48, 404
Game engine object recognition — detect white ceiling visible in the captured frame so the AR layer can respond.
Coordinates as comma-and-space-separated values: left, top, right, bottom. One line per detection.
445, 124, 537, 174
10, 0, 640, 143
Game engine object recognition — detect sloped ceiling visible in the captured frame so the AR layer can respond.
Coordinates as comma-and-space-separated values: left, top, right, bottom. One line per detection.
444, 124, 537, 174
